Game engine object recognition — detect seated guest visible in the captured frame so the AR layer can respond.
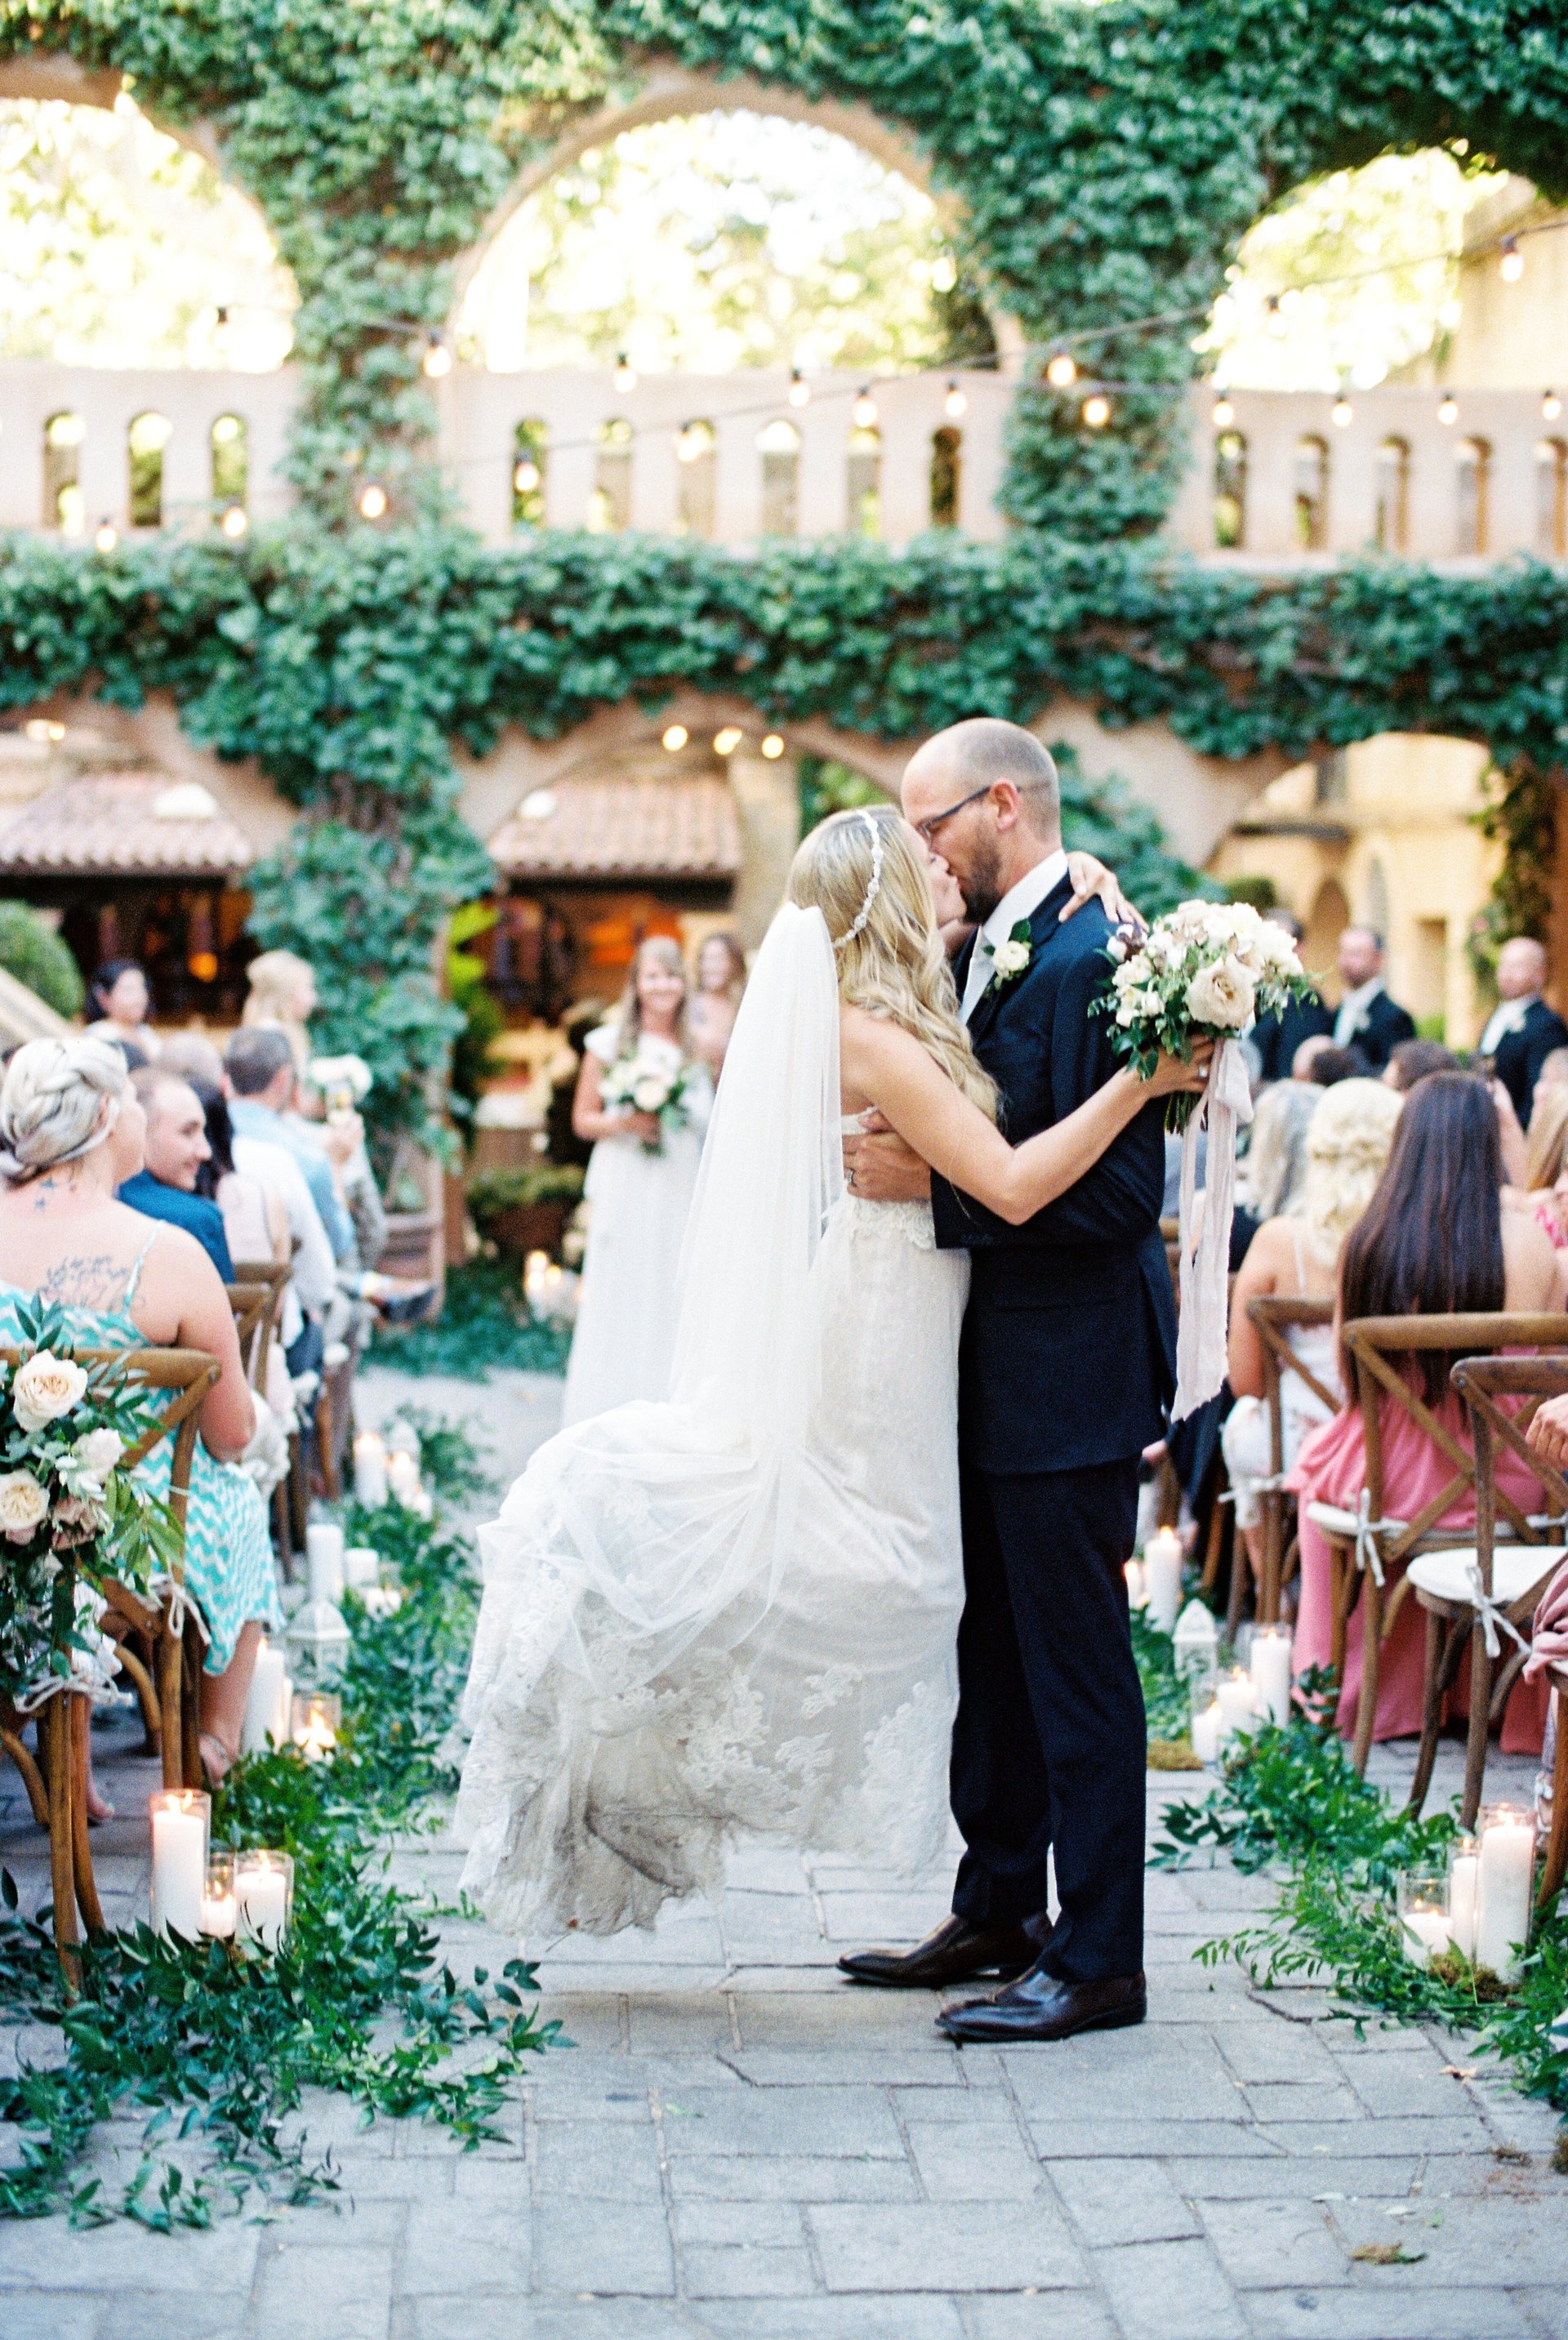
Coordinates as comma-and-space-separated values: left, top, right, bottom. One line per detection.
0, 1037, 280, 1786
1246, 911, 1333, 1083
1290, 1072, 1559, 1746
1238, 1079, 1319, 1224
225, 1027, 354, 1261
1332, 925, 1416, 1073
1224, 1080, 1402, 1606
1481, 936, 1568, 1130
1520, 1084, 1568, 1250
195, 1079, 297, 1431
1304, 1042, 1373, 1087
158, 1032, 225, 1090
1384, 1038, 1456, 1092
85, 957, 160, 1062
118, 1067, 234, 1282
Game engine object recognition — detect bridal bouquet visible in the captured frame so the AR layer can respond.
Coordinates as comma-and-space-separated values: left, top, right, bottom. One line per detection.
601, 1050, 692, 1154
0, 1300, 180, 1706
1101, 899, 1311, 1130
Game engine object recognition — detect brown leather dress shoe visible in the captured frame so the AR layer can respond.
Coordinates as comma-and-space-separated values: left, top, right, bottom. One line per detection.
838, 1914, 1037, 1990
937, 1964, 1147, 2044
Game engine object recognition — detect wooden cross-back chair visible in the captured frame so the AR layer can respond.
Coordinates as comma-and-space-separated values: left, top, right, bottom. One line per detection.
1313, 1313, 1568, 1779
1405, 1356, 1568, 1825
1536, 1659, 1568, 1914
1246, 1295, 1338, 1625
0, 1345, 219, 1977
228, 1259, 290, 1392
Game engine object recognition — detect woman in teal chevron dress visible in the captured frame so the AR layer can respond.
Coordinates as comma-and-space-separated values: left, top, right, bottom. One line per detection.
0, 1037, 280, 1798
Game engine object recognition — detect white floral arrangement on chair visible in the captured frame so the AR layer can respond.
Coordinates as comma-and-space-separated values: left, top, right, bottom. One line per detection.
1099, 900, 1310, 1129
599, 1050, 693, 1155
0, 1303, 180, 1707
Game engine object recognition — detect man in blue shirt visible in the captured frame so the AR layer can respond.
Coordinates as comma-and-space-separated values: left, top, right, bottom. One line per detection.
118, 1067, 235, 1282
225, 1027, 356, 1261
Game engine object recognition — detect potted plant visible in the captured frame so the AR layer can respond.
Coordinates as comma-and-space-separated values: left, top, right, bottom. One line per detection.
467, 1162, 586, 1259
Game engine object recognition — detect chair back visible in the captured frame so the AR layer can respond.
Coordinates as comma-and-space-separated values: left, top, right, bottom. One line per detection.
228, 1259, 289, 1390
0, 1344, 220, 1544
1343, 1313, 1568, 1571
1450, 1353, 1568, 1596
1247, 1295, 1337, 1463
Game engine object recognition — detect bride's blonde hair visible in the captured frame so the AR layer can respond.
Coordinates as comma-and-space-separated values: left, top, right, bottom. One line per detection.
789, 808, 996, 1116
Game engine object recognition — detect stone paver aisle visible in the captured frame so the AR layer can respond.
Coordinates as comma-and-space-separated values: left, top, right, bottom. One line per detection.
1, 1366, 1562, 2338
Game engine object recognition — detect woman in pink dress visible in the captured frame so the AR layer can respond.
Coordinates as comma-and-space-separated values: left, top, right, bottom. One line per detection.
1290, 1071, 1561, 1749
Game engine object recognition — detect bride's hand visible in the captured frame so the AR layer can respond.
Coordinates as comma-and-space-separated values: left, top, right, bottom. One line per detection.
619, 1110, 663, 1143
1141, 1040, 1215, 1099
1062, 852, 1144, 931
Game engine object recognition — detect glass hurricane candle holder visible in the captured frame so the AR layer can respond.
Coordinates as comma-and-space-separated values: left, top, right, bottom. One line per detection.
235, 1850, 294, 1951
149, 1789, 210, 1941
1396, 1872, 1451, 1968
291, 1688, 341, 1760
1447, 1834, 1480, 1961
1476, 1804, 1537, 1983
1215, 1666, 1257, 1735
1190, 1678, 1226, 1765
200, 1852, 237, 1940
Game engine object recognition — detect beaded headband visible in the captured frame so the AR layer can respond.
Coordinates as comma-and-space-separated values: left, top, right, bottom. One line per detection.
833, 810, 885, 954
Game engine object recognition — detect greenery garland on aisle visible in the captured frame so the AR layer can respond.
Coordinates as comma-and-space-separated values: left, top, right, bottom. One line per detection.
1157, 1697, 1568, 2143
0, 1424, 555, 2228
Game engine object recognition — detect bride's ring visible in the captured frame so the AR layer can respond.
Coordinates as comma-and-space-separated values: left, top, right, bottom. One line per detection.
846, 1166, 858, 1189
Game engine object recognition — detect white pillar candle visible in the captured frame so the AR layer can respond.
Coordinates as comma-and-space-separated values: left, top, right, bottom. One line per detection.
1216, 1668, 1256, 1732
1401, 1907, 1450, 1967
1124, 1558, 1147, 1610
1476, 1810, 1536, 1983
1191, 1699, 1225, 1764
199, 1863, 237, 1940
352, 1432, 388, 1508
1249, 1628, 1294, 1727
524, 1250, 550, 1311
343, 1545, 381, 1590
1448, 1846, 1480, 1960
1143, 1528, 1185, 1634
235, 1853, 291, 1951
240, 1638, 287, 1754
387, 1451, 421, 1509
305, 1522, 345, 1605
149, 1791, 208, 1941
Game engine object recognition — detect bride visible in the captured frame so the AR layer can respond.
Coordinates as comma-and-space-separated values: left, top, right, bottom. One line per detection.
457, 809, 1205, 1938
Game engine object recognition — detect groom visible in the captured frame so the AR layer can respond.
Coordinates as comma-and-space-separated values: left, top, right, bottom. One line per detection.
840, 718, 1175, 2042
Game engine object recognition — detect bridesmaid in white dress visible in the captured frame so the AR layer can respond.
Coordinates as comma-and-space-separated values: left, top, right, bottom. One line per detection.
561, 935, 713, 1427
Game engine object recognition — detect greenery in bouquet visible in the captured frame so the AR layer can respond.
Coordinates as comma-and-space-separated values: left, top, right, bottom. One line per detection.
0, 1302, 180, 1707
1098, 900, 1312, 1130
599, 1050, 691, 1154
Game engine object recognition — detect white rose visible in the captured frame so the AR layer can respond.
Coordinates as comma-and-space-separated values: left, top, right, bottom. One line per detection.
1187, 954, 1256, 1031
0, 1469, 49, 1540
1134, 988, 1165, 1018
1256, 921, 1301, 972
991, 939, 1031, 979
69, 1427, 123, 1496
631, 1075, 668, 1112
12, 1350, 89, 1435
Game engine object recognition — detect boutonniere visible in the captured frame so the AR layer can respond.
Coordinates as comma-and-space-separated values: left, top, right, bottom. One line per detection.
986, 921, 1033, 989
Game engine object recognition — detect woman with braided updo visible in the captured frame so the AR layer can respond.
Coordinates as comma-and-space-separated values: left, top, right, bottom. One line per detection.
0, 1037, 280, 1794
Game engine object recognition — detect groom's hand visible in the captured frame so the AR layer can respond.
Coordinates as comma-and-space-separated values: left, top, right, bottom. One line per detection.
844, 1113, 933, 1203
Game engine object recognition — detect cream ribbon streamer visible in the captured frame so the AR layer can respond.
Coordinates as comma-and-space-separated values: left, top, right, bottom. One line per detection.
1173, 1036, 1254, 1422
1462, 1559, 1532, 1661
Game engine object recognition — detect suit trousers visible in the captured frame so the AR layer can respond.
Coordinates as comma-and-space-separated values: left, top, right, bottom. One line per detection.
949, 1456, 1147, 1981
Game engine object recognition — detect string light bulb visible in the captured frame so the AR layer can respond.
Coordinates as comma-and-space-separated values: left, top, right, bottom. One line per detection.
662, 724, 688, 752
713, 726, 743, 755
1211, 397, 1236, 429
93, 519, 118, 553
1544, 390, 1562, 422
422, 335, 452, 379
1437, 393, 1459, 426
358, 482, 388, 519
513, 458, 540, 493
761, 734, 786, 760
788, 368, 810, 409
1082, 393, 1111, 430
220, 505, 248, 540
944, 379, 969, 420
853, 388, 879, 430
1500, 236, 1525, 283
1330, 394, 1354, 429
614, 353, 637, 394
1045, 352, 1077, 389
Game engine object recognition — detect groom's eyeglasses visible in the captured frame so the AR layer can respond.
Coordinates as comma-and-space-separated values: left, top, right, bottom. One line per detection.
914, 782, 994, 845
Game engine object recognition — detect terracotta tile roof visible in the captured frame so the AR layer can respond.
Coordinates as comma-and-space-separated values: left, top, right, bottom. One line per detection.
0, 772, 255, 879
489, 773, 742, 883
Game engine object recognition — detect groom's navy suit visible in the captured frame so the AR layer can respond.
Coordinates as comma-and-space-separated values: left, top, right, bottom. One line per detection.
931, 871, 1175, 1981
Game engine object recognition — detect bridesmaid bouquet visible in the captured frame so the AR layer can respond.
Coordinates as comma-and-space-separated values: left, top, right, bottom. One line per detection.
601, 1050, 693, 1154
1100, 899, 1311, 1130
0, 1302, 179, 1704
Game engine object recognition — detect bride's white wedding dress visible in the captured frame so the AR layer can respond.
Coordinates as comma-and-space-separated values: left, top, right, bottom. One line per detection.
457, 906, 968, 1937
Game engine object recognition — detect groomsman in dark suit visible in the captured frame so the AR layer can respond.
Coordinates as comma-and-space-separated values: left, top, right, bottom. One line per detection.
1480, 937, 1568, 1130
1247, 911, 1332, 1081
1331, 925, 1414, 1074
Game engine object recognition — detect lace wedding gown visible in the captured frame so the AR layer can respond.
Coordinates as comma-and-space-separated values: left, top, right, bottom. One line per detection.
457, 907, 968, 1937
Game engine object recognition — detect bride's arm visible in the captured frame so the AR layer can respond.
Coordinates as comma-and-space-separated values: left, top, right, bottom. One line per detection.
840, 1009, 1208, 1226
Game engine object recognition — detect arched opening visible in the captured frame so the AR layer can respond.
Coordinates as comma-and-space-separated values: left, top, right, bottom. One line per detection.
1373, 437, 1410, 553
930, 425, 961, 528
512, 420, 547, 527
210, 412, 247, 513
1537, 437, 1568, 559
1303, 877, 1351, 979
847, 426, 882, 538
590, 417, 632, 533
42, 410, 84, 533
127, 410, 172, 528
1456, 436, 1491, 555
675, 419, 717, 538
1214, 430, 1246, 548
1294, 435, 1329, 551
757, 419, 800, 536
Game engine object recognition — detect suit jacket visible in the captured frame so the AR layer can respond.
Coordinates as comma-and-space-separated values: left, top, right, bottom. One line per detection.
930, 876, 1175, 1477
1490, 996, 1568, 1128
1337, 986, 1415, 1073
1249, 989, 1333, 1083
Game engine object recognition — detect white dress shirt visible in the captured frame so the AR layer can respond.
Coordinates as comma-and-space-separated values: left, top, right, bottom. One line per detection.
1480, 993, 1536, 1058
960, 849, 1069, 1023
1333, 975, 1386, 1048
232, 1132, 337, 1317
